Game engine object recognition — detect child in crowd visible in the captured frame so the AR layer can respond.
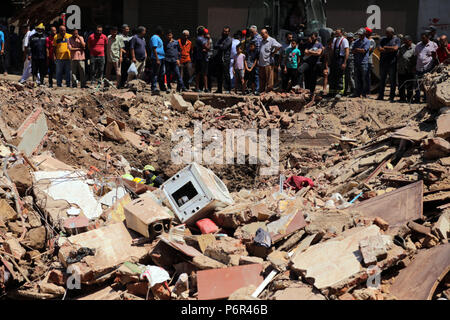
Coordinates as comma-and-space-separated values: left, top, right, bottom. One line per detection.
244, 42, 258, 94
233, 45, 246, 94
283, 39, 301, 91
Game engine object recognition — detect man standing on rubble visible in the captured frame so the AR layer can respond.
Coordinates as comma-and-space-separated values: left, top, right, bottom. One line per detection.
53, 25, 72, 87
248, 25, 263, 94
194, 27, 210, 93
329, 28, 349, 99
128, 26, 147, 83
29, 23, 47, 86
68, 29, 87, 88
106, 26, 124, 88
178, 30, 193, 90
19, 24, 35, 84
214, 26, 232, 94
397, 35, 416, 102
413, 32, 438, 103
46, 26, 57, 88
344, 32, 355, 96
351, 29, 370, 98
150, 26, 167, 94
165, 30, 185, 92
258, 28, 281, 93
88, 26, 108, 86
365, 27, 376, 96
296, 31, 323, 93
377, 27, 401, 102
120, 24, 132, 88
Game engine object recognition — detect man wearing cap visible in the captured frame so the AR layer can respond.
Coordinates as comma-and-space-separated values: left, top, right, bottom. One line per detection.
344, 32, 355, 96
143, 165, 164, 187
329, 28, 349, 98
179, 30, 194, 90
351, 28, 371, 98
413, 32, 438, 103
377, 27, 401, 101
365, 27, 375, 95
29, 23, 47, 86
397, 35, 416, 102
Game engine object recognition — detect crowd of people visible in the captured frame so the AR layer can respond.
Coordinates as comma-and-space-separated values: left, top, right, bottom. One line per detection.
1, 22, 449, 102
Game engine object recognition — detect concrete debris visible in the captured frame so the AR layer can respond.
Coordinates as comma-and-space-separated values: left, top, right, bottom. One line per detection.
0, 73, 448, 300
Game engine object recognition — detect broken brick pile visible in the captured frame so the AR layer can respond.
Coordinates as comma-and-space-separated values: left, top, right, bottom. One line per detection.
0, 69, 449, 300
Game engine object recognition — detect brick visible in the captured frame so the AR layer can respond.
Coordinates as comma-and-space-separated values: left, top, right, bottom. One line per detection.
436, 113, 450, 140
170, 93, 192, 112
269, 105, 280, 116
359, 234, 388, 267
373, 217, 389, 231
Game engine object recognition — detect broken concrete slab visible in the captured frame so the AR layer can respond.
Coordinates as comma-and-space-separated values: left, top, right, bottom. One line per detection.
33, 171, 103, 221
0, 199, 18, 222
58, 222, 150, 284
204, 237, 248, 265
197, 264, 263, 300
15, 107, 48, 157
191, 254, 227, 270
267, 211, 306, 243
290, 225, 381, 290
77, 286, 122, 300
433, 212, 449, 240
359, 234, 388, 267
348, 181, 423, 228
170, 93, 192, 112
390, 243, 450, 300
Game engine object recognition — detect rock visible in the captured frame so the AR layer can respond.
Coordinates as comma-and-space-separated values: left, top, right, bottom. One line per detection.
126, 281, 148, 297
239, 256, 264, 265
305, 210, 356, 235
228, 285, 259, 300
3, 237, 26, 260
7, 164, 32, 195
27, 210, 42, 228
25, 226, 46, 250
359, 234, 388, 267
267, 250, 289, 271
191, 255, 227, 270
103, 121, 125, 143
48, 270, 65, 286
170, 93, 192, 112
273, 284, 326, 300
352, 288, 379, 300
7, 221, 28, 235
373, 217, 389, 231
433, 212, 449, 240
204, 237, 248, 265
436, 113, 450, 139
422, 138, 450, 160
280, 115, 291, 127
39, 282, 65, 296
0, 199, 18, 222
193, 100, 205, 110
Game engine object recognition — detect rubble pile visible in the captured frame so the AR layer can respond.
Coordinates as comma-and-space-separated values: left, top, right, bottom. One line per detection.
0, 76, 449, 300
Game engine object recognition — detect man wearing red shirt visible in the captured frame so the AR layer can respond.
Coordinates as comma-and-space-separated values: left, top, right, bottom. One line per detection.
436, 35, 450, 65
88, 25, 108, 85
46, 26, 57, 87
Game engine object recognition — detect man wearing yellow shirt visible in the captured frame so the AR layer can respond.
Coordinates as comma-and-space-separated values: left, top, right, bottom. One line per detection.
53, 25, 72, 87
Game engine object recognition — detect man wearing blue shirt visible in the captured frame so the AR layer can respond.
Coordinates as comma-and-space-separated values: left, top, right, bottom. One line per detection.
0, 27, 5, 75
377, 27, 401, 101
352, 28, 371, 98
150, 26, 166, 93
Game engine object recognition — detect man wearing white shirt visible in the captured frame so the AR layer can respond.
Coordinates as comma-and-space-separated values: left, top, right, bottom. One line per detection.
230, 32, 241, 90
19, 25, 36, 84
329, 28, 349, 98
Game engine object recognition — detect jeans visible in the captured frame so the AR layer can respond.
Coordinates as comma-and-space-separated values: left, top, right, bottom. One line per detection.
71, 60, 86, 87
150, 58, 166, 91
165, 61, 184, 90
344, 60, 355, 95
354, 63, 369, 97
282, 68, 298, 90
216, 59, 231, 92
414, 68, 432, 102
32, 59, 47, 84
91, 56, 105, 84
366, 63, 372, 94
398, 72, 415, 101
254, 66, 260, 92
329, 56, 345, 95
180, 61, 193, 89
48, 60, 56, 87
378, 60, 397, 100
121, 58, 131, 87
56, 59, 71, 87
